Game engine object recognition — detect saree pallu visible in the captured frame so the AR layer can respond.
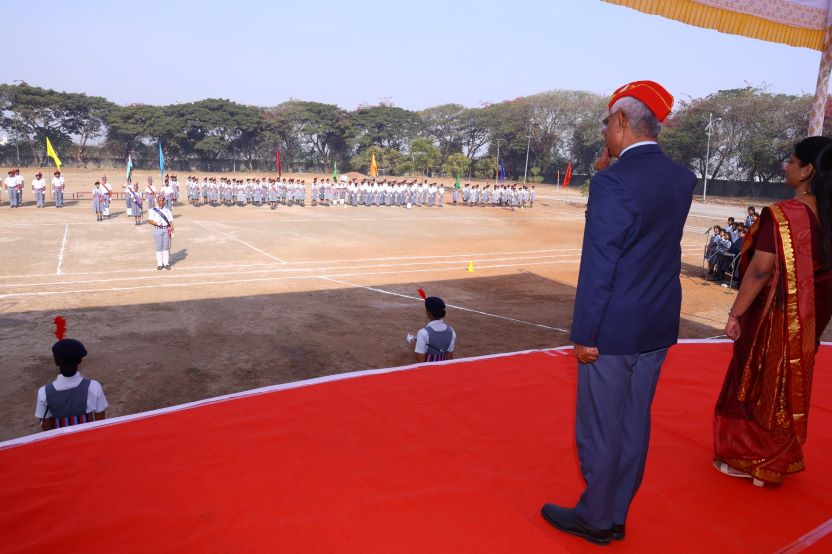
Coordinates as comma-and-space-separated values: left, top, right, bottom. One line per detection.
714, 200, 827, 485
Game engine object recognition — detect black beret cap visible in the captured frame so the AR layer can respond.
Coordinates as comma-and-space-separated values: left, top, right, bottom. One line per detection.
52, 339, 88, 363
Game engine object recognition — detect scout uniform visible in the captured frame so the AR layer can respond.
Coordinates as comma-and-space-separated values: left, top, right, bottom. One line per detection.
52, 171, 65, 207
148, 197, 174, 270
32, 172, 46, 207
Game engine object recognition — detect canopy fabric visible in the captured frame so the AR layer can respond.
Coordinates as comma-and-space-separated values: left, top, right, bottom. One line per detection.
603, 0, 831, 50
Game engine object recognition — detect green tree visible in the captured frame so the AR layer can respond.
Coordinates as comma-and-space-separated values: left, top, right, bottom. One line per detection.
419, 104, 465, 164
0, 83, 72, 165
347, 104, 422, 152
105, 103, 165, 160
441, 152, 470, 177
409, 137, 440, 176
60, 93, 115, 165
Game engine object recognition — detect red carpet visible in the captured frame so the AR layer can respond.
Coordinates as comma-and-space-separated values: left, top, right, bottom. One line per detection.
1, 340, 830, 553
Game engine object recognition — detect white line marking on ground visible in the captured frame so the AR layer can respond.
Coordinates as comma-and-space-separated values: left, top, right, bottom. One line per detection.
1, 253, 587, 288
319, 276, 569, 333
1, 246, 702, 282
0, 260, 584, 299
56, 224, 69, 275
194, 221, 286, 264
0, 248, 582, 280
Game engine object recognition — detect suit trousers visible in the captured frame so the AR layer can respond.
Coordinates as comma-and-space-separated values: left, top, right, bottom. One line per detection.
574, 348, 667, 529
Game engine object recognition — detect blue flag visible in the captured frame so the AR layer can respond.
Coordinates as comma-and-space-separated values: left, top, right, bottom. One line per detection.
126, 153, 133, 181
500, 159, 506, 181
159, 143, 165, 178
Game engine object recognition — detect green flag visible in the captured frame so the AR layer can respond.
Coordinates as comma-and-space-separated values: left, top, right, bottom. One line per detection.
332, 161, 338, 182
455, 173, 461, 189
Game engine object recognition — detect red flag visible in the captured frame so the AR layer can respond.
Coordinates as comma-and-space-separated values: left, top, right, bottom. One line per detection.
562, 162, 572, 188
276, 147, 282, 177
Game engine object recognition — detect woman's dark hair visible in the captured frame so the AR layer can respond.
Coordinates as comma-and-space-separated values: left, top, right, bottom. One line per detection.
794, 136, 832, 271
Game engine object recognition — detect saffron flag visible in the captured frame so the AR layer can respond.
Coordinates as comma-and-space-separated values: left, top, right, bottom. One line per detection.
563, 162, 572, 188
45, 137, 62, 170
369, 152, 378, 177
126, 153, 133, 181
276, 147, 282, 177
159, 143, 165, 178
332, 161, 338, 182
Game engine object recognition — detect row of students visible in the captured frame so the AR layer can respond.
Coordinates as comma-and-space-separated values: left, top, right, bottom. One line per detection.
172, 176, 537, 209
4, 169, 66, 208
454, 183, 537, 208
184, 176, 305, 208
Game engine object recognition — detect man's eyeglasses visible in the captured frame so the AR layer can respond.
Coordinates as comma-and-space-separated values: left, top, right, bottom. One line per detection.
602, 110, 621, 127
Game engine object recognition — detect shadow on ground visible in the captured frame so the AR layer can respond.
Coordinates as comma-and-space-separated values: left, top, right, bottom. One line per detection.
0, 271, 727, 441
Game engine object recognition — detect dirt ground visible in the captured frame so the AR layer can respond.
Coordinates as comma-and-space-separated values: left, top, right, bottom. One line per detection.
1, 167, 826, 441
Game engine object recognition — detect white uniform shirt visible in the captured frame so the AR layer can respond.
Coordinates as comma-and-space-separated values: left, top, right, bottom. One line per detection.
148, 206, 173, 226
35, 373, 108, 419
4, 176, 15, 191
414, 319, 456, 354
32, 178, 45, 190
52, 176, 65, 189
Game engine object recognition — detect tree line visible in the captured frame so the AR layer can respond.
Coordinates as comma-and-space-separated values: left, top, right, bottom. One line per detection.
0, 82, 825, 183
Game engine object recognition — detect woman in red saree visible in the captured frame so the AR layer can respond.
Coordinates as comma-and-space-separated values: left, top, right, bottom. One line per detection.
714, 136, 832, 486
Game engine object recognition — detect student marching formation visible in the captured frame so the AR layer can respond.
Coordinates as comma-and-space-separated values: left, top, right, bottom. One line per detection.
176, 176, 537, 210
5, 170, 538, 270
3, 170, 539, 213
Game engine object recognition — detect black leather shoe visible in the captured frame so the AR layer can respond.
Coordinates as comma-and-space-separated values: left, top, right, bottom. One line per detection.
611, 523, 625, 540
157, 266, 163, 271
164, 265, 171, 270
540, 503, 612, 545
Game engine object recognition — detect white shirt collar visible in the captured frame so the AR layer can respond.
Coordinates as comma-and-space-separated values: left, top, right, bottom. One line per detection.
55, 373, 83, 386
620, 141, 658, 157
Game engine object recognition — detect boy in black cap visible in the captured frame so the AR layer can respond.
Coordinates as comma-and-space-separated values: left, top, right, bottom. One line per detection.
408, 292, 456, 362
35, 336, 108, 431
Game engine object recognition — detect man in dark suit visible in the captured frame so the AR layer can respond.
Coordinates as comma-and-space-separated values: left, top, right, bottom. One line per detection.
541, 81, 696, 545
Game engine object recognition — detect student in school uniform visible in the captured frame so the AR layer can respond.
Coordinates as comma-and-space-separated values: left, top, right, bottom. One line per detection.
408, 296, 456, 363
126, 179, 143, 225
530, 185, 536, 208
35, 338, 108, 431
32, 171, 46, 207
14, 168, 24, 207
161, 179, 176, 211
92, 181, 106, 221
148, 195, 174, 270
52, 170, 65, 208
144, 177, 157, 210
100, 176, 113, 218
438, 183, 445, 207
5, 170, 18, 208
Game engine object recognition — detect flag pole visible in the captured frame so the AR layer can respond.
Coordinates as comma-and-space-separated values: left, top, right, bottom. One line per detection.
494, 139, 500, 187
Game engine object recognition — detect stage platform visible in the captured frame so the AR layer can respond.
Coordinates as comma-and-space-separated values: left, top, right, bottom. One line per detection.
1, 340, 830, 553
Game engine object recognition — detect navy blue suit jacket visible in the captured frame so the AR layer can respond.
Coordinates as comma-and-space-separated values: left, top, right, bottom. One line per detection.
570, 143, 696, 355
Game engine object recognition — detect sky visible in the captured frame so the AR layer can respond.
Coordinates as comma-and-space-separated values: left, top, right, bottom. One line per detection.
1, 0, 826, 110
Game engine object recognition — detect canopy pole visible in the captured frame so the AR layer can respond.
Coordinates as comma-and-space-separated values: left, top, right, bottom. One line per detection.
809, 25, 832, 136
